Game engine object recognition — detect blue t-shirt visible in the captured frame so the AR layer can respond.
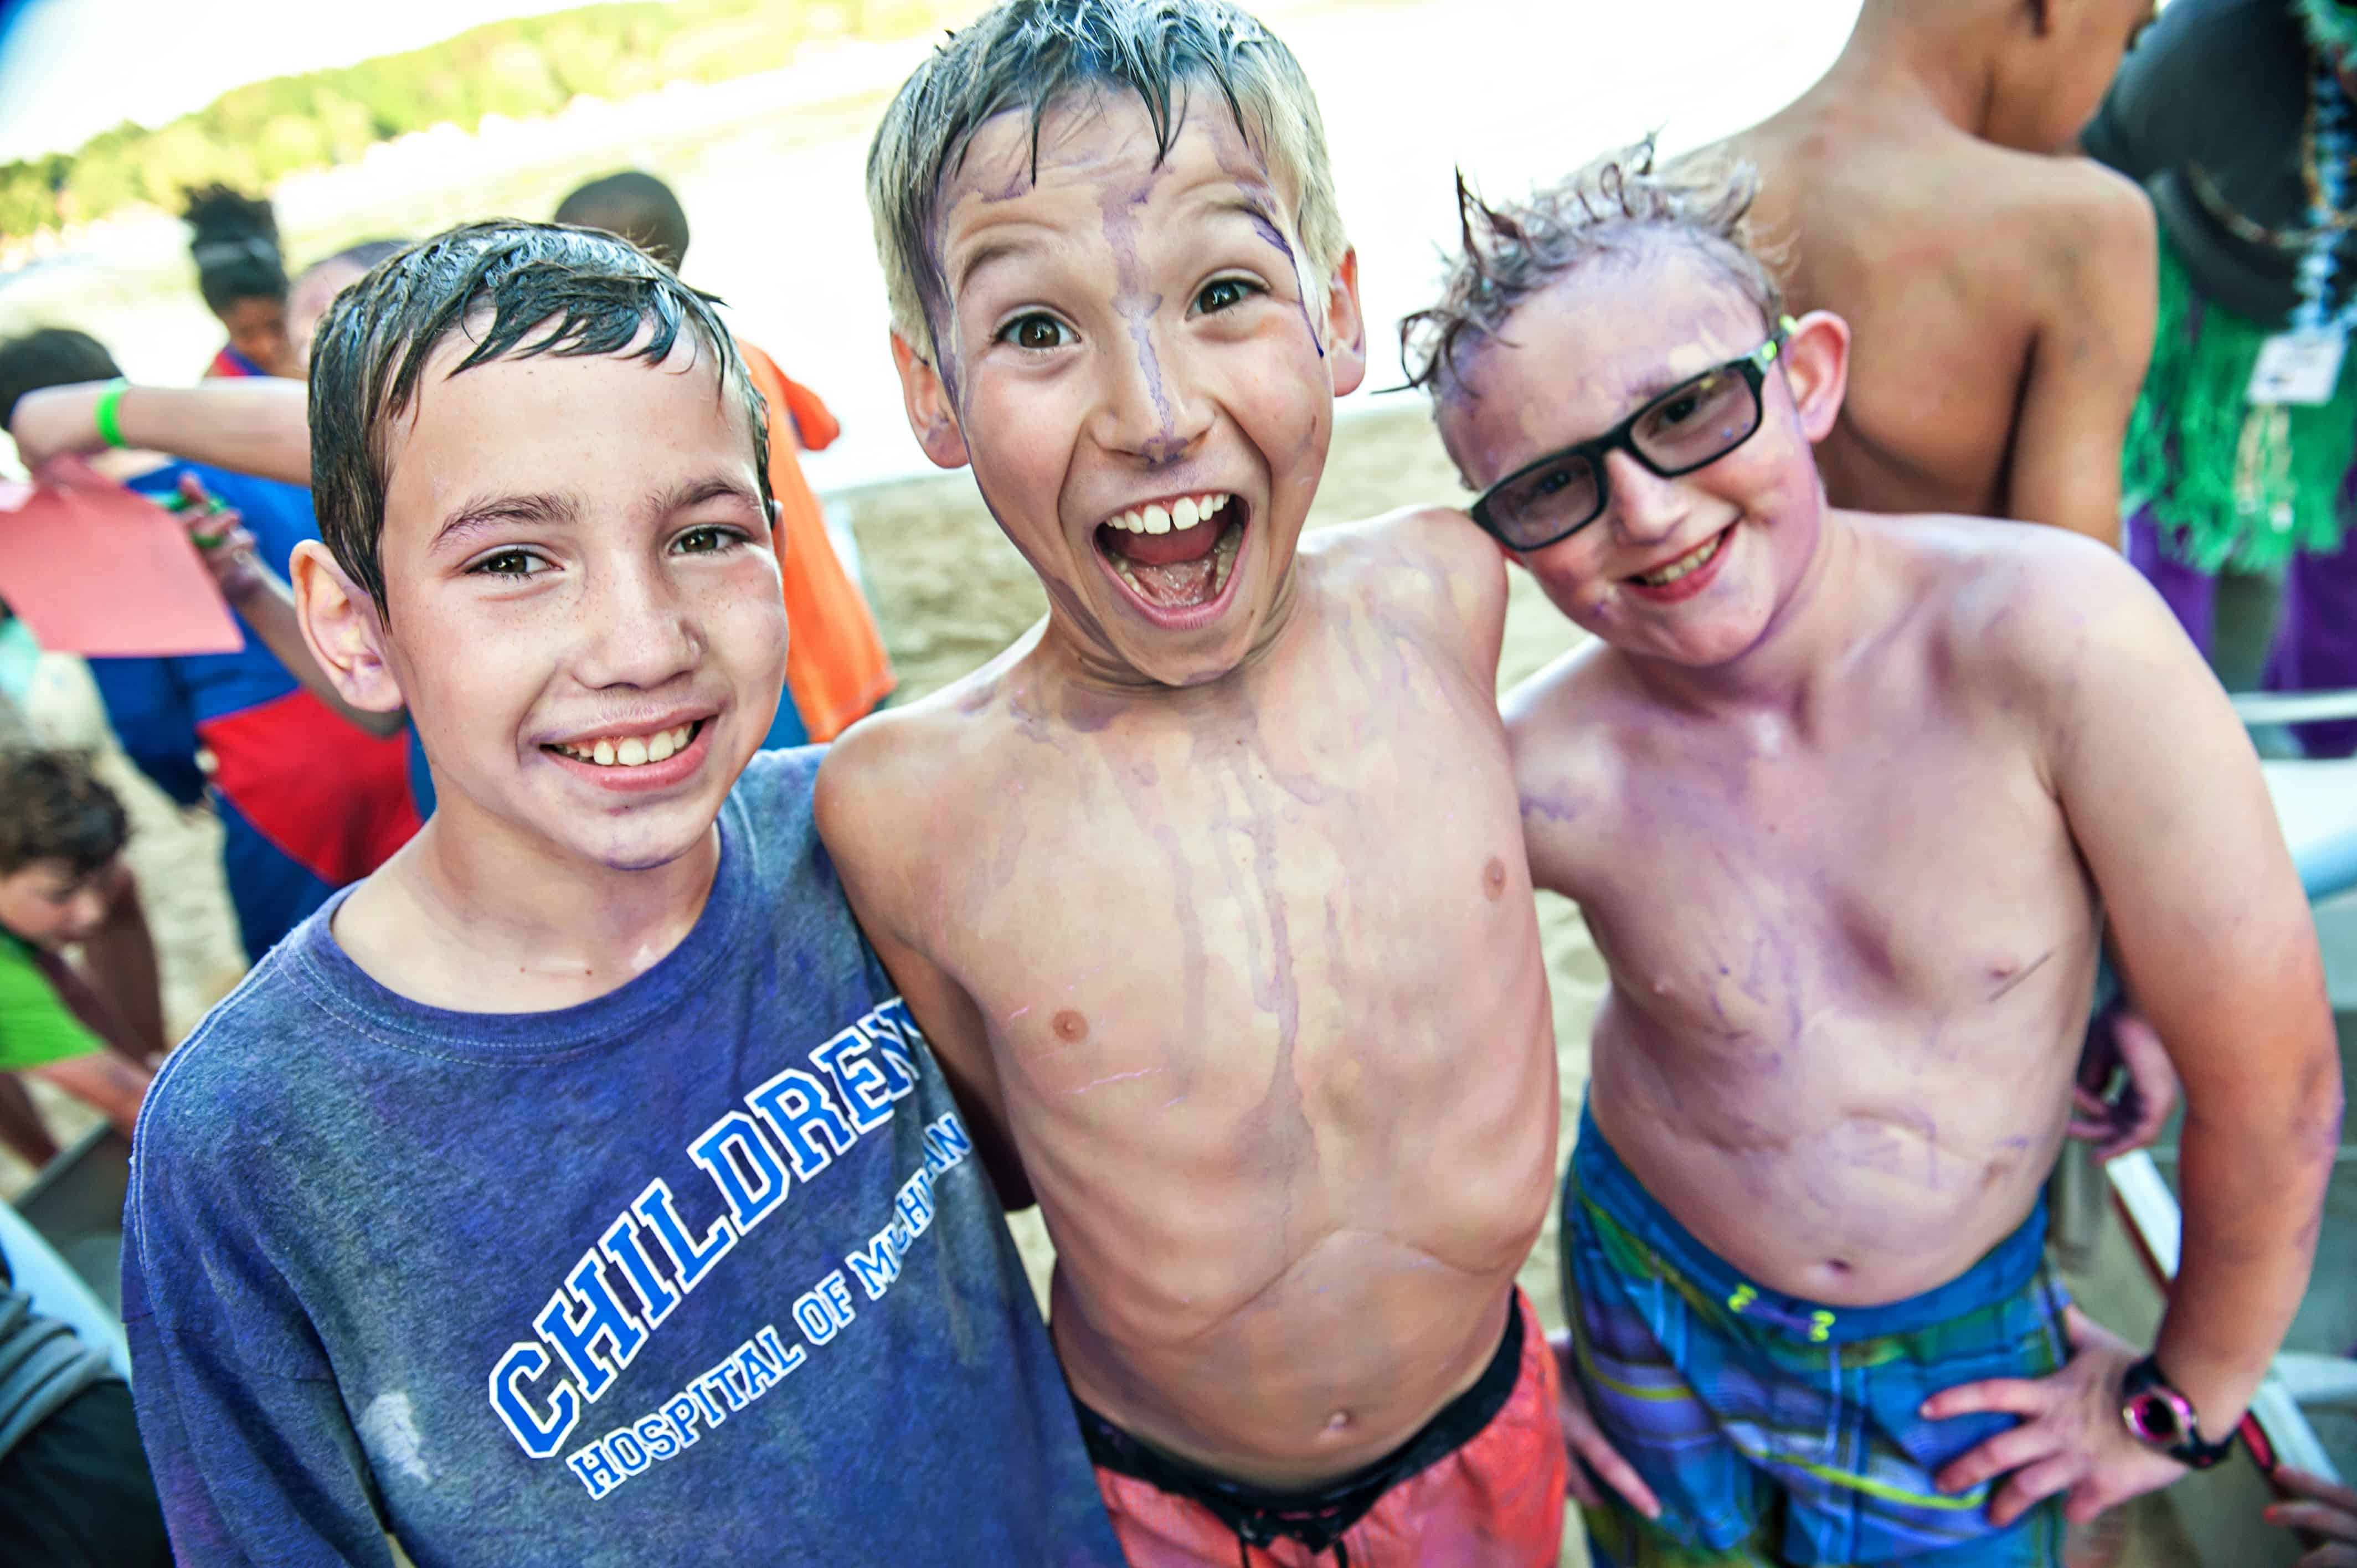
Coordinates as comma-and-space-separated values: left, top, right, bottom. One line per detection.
122, 750, 1120, 1567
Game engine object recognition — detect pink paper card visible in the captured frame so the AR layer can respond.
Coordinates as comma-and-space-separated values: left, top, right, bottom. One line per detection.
0, 474, 244, 657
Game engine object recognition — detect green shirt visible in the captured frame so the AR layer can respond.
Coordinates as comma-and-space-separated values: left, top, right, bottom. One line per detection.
0, 931, 100, 1074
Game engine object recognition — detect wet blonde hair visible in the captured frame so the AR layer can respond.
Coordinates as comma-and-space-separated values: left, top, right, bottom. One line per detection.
865, 0, 1348, 359
1402, 138, 1783, 404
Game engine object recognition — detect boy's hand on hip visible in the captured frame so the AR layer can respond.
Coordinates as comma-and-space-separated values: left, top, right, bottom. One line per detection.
1547, 1329, 1661, 1521
2267, 1466, 2357, 1566
1921, 1307, 2186, 1526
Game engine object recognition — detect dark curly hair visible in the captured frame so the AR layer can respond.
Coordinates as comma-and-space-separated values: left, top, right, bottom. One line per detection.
1400, 138, 1783, 405
0, 749, 128, 879
183, 183, 288, 317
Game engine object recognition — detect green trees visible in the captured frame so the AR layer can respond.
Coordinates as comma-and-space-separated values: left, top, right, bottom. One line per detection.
0, 0, 968, 242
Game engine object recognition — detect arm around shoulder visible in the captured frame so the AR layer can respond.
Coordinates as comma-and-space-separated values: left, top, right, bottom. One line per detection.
2007, 172, 2157, 547
815, 724, 1035, 1210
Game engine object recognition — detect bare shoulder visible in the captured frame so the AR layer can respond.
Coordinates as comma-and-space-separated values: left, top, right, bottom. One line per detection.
1303, 504, 1508, 662
1876, 514, 2178, 698
814, 645, 1031, 890
1980, 150, 2156, 286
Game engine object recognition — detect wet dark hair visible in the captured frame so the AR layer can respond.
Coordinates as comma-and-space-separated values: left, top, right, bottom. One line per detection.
0, 749, 128, 879
182, 184, 288, 317
553, 172, 692, 272
1401, 138, 1782, 404
306, 219, 771, 613
0, 327, 122, 432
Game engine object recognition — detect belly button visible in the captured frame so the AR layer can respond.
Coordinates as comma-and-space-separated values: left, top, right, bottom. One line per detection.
1053, 1009, 1089, 1044
1826, 1258, 1852, 1275
1483, 857, 1506, 900
1326, 1411, 1353, 1433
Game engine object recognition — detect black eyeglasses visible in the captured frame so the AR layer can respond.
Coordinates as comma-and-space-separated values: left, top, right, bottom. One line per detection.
1468, 318, 1797, 552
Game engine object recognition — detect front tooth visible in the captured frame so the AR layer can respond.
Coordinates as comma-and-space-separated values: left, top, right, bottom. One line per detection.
647, 731, 677, 762
1144, 503, 1172, 534
617, 736, 649, 766
1172, 497, 1200, 529
592, 739, 615, 766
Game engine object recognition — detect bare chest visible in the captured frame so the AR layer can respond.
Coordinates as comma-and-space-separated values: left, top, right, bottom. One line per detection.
1572, 736, 2092, 1044
935, 674, 1541, 1149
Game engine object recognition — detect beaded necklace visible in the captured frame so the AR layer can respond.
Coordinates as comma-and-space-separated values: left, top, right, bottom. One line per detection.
2293, 48, 2357, 333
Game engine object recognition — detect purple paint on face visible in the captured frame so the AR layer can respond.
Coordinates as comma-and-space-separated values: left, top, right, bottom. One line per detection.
1238, 197, 1325, 362
1098, 174, 1184, 462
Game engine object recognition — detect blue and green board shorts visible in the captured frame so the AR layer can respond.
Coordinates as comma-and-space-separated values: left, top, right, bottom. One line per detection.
1565, 1103, 2069, 1567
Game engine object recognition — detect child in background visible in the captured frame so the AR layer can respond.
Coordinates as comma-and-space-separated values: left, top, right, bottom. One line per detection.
183, 184, 298, 381
0, 749, 160, 1163
554, 170, 896, 744
1678, 0, 2158, 546
286, 240, 409, 370
110, 221, 1121, 1566
0, 328, 420, 960
1410, 149, 2338, 1566
822, 4, 1568, 1562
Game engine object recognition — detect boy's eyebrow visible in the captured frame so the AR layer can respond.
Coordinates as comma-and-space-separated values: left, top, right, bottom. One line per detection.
431, 491, 580, 551
647, 476, 765, 519
954, 234, 1042, 295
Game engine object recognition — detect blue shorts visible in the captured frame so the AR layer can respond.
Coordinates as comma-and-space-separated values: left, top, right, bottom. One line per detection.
1565, 1105, 2071, 1567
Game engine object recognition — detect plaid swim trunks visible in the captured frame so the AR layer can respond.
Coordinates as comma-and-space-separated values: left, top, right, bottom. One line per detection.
1563, 1103, 2071, 1567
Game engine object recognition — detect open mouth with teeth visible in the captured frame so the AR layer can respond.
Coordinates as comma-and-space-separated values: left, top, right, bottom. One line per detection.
1092, 492, 1250, 625
548, 720, 704, 770
1624, 525, 1733, 602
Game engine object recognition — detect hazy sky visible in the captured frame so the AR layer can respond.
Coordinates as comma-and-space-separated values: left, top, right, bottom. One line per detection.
0, 0, 610, 164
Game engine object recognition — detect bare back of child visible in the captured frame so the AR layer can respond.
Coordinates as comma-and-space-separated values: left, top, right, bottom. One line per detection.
1681, 0, 2159, 544
1416, 154, 2338, 1566
817, 4, 1566, 1561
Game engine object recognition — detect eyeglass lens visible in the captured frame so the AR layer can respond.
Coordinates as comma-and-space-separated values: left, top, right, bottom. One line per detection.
1488, 365, 1763, 548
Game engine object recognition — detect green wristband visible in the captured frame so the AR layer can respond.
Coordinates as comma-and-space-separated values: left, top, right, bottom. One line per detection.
92, 378, 129, 451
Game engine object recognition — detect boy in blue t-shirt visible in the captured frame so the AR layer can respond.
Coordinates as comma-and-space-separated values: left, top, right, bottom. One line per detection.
108, 224, 1121, 1565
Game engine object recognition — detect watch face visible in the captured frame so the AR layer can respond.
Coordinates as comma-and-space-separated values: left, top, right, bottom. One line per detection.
2124, 1391, 2185, 1446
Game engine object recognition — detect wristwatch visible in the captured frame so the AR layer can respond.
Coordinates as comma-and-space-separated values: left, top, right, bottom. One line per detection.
2119, 1356, 2236, 1469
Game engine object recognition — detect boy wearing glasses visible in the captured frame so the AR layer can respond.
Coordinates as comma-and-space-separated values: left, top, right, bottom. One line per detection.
1408, 148, 2340, 1566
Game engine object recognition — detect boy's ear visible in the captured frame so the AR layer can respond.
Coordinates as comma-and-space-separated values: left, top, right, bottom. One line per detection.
1779, 310, 1850, 445
890, 331, 970, 471
290, 541, 405, 715
1322, 248, 1368, 399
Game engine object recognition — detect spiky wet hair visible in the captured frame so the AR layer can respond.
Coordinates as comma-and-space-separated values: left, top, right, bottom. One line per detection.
1400, 138, 1783, 405
306, 219, 770, 613
864, 0, 1346, 359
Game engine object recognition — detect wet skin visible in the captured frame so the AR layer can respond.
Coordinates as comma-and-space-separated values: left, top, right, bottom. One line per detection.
303, 326, 788, 1014
1675, 0, 2157, 545
1446, 259, 2113, 1307
824, 95, 1558, 1487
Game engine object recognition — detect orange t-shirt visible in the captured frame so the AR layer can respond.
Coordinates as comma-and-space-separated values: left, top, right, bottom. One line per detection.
735, 339, 894, 740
